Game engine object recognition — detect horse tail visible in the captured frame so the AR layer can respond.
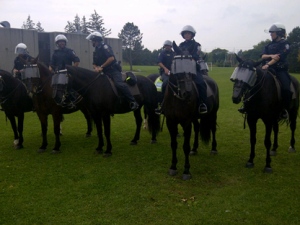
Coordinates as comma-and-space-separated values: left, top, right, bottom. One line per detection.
145, 107, 160, 135
199, 113, 217, 144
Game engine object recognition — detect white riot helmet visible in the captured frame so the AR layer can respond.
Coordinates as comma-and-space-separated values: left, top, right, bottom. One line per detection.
163, 40, 172, 47
55, 34, 68, 44
15, 43, 28, 54
268, 23, 286, 37
86, 31, 103, 42
180, 25, 196, 38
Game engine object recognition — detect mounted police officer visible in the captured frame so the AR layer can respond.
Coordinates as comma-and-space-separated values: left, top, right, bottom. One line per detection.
262, 23, 291, 118
13, 43, 33, 80
49, 34, 80, 71
155, 40, 175, 114
86, 31, 139, 111
49, 34, 80, 107
178, 25, 207, 114
238, 23, 291, 119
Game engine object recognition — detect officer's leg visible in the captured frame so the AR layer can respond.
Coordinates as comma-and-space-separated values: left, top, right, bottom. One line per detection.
112, 70, 139, 110
194, 72, 207, 114
155, 74, 168, 114
277, 71, 291, 118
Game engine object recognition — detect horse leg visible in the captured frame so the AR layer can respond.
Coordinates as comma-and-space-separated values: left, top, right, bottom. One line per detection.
51, 113, 62, 153
94, 116, 104, 154
210, 113, 218, 155
246, 116, 258, 168
270, 122, 279, 156
130, 109, 142, 145
7, 115, 20, 149
37, 113, 48, 153
182, 123, 192, 180
288, 109, 297, 153
190, 119, 199, 155
80, 108, 92, 137
16, 113, 25, 149
102, 114, 112, 157
263, 121, 273, 173
167, 120, 178, 176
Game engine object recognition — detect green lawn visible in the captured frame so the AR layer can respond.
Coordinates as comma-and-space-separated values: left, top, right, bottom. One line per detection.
0, 66, 299, 225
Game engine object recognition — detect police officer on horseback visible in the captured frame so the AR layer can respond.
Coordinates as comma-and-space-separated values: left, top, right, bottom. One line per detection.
155, 40, 175, 114
178, 25, 208, 114
13, 43, 33, 80
86, 31, 139, 111
238, 23, 291, 118
49, 34, 80, 107
262, 23, 291, 118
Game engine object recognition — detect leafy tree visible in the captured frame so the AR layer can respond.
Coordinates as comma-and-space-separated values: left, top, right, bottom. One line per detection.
21, 15, 35, 30
65, 14, 81, 33
36, 21, 44, 32
287, 27, 300, 72
87, 10, 111, 36
81, 16, 89, 34
241, 40, 270, 61
65, 21, 76, 33
118, 22, 143, 70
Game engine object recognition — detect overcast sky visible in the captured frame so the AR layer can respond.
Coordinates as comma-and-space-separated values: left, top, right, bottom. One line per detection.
1, 0, 299, 53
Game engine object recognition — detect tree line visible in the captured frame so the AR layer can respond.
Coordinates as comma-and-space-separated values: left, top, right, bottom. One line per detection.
21, 13, 300, 72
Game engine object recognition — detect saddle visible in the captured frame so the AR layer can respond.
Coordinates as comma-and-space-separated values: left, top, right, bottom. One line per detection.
269, 71, 296, 100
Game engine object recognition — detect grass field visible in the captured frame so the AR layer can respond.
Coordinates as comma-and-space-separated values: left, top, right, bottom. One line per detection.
0, 66, 299, 224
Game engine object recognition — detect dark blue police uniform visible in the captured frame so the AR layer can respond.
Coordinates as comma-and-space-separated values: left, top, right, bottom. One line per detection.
93, 42, 135, 103
13, 54, 33, 79
157, 49, 175, 96
179, 39, 207, 105
50, 48, 80, 70
261, 38, 291, 108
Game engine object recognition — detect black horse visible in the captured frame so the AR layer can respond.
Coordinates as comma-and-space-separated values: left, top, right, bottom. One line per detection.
21, 60, 93, 153
64, 65, 160, 156
230, 55, 299, 172
163, 55, 219, 180
0, 69, 33, 149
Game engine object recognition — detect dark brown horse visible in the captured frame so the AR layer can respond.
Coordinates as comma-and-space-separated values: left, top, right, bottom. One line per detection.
230, 55, 299, 172
0, 69, 33, 149
163, 55, 219, 180
21, 60, 93, 153
64, 65, 160, 156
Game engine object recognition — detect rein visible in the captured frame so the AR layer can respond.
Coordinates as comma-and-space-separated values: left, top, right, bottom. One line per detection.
242, 70, 267, 103
71, 72, 102, 96
0, 79, 23, 104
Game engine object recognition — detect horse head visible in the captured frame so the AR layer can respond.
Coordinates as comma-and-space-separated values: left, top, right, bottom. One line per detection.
19, 55, 41, 96
230, 55, 261, 104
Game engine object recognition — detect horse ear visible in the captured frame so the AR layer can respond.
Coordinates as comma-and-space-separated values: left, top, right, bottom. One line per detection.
32, 55, 39, 63
172, 41, 182, 55
235, 54, 243, 63
203, 54, 207, 60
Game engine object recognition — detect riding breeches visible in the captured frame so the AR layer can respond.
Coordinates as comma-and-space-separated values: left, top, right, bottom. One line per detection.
276, 70, 292, 108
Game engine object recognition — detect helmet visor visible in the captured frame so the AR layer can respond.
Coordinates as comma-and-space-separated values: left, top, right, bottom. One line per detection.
15, 47, 27, 54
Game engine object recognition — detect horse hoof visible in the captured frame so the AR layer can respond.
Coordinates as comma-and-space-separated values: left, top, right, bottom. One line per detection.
85, 133, 92, 138
103, 152, 112, 158
130, 141, 137, 145
210, 150, 218, 155
288, 146, 296, 153
270, 150, 277, 156
246, 162, 254, 168
182, 173, 192, 180
37, 149, 47, 153
264, 167, 273, 173
51, 150, 61, 154
169, 169, 178, 176
150, 140, 157, 144
189, 150, 197, 156
15, 145, 24, 150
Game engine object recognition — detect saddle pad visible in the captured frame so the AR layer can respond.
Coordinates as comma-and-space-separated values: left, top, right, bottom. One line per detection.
204, 80, 213, 98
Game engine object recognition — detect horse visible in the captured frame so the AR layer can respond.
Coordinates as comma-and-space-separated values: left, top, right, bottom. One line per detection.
146, 73, 202, 154
0, 69, 33, 149
230, 55, 299, 173
64, 65, 160, 156
21, 59, 93, 153
163, 55, 219, 180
